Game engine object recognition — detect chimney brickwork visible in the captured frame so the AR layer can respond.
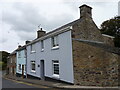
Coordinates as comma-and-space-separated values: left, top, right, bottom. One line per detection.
80, 4, 92, 18
37, 28, 46, 38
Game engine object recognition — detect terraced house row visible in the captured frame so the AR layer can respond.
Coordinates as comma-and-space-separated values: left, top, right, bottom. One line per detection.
7, 4, 120, 86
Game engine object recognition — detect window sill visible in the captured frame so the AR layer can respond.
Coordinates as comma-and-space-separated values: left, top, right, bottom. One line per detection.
41, 49, 44, 52
31, 70, 36, 73
52, 74, 59, 79
51, 46, 59, 50
31, 51, 36, 54
18, 70, 21, 72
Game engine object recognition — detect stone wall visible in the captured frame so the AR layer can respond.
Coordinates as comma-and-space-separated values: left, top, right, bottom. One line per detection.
72, 40, 119, 86
71, 14, 119, 86
7, 54, 16, 76
102, 34, 114, 46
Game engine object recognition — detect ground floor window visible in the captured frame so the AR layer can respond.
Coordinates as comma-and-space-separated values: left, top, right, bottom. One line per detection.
11, 67, 12, 73
31, 61, 36, 72
52, 60, 59, 77
18, 64, 21, 71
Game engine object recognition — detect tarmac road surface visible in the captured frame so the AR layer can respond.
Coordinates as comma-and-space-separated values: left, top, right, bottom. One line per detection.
2, 78, 50, 89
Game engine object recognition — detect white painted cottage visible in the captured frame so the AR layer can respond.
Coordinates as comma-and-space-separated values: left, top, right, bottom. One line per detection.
26, 26, 74, 83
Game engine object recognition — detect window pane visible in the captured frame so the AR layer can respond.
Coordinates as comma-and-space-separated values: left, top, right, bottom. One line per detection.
53, 60, 59, 75
53, 61, 59, 63
18, 64, 21, 70
31, 44, 35, 51
52, 35, 59, 47
41, 40, 44, 49
31, 61, 35, 71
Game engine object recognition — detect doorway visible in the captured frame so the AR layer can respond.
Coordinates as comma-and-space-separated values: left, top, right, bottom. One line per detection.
40, 60, 44, 80
22, 65, 24, 78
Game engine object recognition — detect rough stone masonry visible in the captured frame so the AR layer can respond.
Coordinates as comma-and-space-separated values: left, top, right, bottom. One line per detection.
72, 4, 120, 86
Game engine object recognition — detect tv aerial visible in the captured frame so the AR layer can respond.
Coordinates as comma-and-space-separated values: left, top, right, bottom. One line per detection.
38, 24, 41, 30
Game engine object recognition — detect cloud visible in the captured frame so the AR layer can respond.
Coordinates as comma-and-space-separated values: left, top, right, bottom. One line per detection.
0, 38, 7, 43
2, 2, 75, 41
17, 31, 36, 40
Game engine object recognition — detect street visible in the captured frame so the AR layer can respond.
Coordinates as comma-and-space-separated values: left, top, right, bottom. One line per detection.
2, 78, 50, 89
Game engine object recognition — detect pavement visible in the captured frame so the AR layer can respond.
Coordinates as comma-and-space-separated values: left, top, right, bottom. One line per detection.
3, 74, 120, 90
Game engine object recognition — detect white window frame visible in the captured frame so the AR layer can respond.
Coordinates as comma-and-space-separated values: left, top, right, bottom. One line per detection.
11, 67, 12, 73
10, 58, 12, 63
18, 51, 21, 58
31, 61, 36, 73
51, 35, 59, 49
41, 40, 44, 51
18, 64, 21, 71
31, 44, 36, 53
52, 60, 59, 78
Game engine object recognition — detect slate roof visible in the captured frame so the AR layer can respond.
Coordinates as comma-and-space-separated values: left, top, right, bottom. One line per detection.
26, 19, 81, 45
10, 50, 16, 55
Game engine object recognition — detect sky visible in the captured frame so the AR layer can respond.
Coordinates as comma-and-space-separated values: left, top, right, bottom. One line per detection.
0, 0, 119, 53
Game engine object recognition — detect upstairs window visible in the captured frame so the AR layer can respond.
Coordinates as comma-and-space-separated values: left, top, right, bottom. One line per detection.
41, 40, 44, 51
51, 35, 59, 49
18, 51, 21, 58
31, 61, 36, 72
31, 44, 35, 53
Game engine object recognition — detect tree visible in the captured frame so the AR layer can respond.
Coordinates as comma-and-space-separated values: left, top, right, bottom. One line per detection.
0, 51, 10, 70
100, 16, 120, 47
0, 51, 10, 63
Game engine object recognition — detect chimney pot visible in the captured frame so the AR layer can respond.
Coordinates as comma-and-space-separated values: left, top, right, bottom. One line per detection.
40, 28, 42, 31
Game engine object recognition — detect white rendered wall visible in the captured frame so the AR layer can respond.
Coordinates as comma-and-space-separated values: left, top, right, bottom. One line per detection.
26, 30, 74, 83
16, 49, 26, 75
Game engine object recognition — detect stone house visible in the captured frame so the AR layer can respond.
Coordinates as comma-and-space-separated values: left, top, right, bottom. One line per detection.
7, 50, 16, 76
20, 4, 119, 86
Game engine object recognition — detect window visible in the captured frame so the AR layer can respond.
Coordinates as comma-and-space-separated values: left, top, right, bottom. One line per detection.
31, 44, 35, 53
52, 60, 59, 78
51, 35, 59, 48
24, 50, 26, 58
31, 61, 36, 72
11, 67, 12, 73
18, 64, 21, 71
41, 40, 44, 51
18, 51, 21, 58
11, 58, 12, 63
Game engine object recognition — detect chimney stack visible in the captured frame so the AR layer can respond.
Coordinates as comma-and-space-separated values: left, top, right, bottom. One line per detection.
37, 28, 46, 38
18, 45, 22, 48
79, 4, 92, 18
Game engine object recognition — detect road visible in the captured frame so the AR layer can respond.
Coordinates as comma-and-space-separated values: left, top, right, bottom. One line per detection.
2, 78, 50, 89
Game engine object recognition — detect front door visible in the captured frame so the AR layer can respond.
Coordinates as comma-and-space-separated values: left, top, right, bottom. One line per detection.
22, 65, 24, 78
40, 60, 44, 80
12, 67, 14, 75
